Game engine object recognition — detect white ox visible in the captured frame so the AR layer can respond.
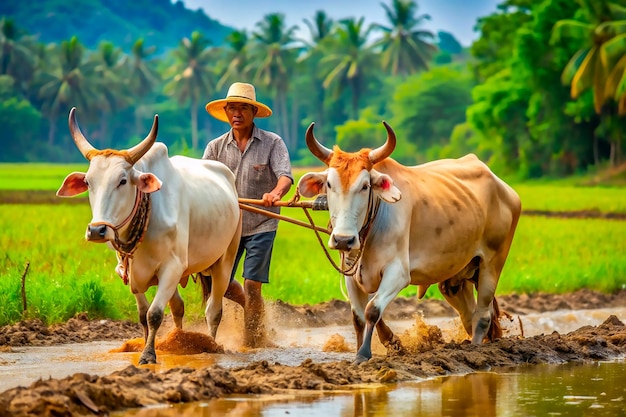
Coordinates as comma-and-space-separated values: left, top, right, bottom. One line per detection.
57, 108, 241, 364
297, 122, 521, 363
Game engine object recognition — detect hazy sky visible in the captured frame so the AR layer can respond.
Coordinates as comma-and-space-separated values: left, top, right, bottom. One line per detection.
181, 0, 501, 46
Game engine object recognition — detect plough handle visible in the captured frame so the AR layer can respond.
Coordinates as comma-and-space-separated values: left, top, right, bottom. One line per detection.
238, 195, 328, 210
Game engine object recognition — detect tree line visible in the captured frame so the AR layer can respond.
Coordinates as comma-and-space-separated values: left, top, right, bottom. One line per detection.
1, 0, 625, 179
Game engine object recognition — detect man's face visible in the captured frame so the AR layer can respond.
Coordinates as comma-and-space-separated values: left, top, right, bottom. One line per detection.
224, 102, 257, 129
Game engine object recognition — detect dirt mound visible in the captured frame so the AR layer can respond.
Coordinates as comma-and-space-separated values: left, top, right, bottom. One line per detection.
1, 315, 625, 417
0, 313, 141, 347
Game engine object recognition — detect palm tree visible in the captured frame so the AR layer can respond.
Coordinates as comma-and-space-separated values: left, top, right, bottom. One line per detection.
163, 31, 216, 150
216, 30, 250, 90
552, 0, 626, 166
124, 38, 159, 138
37, 36, 98, 146
374, 0, 438, 77
247, 13, 301, 150
320, 17, 377, 120
0, 18, 37, 94
90, 41, 131, 148
300, 11, 335, 127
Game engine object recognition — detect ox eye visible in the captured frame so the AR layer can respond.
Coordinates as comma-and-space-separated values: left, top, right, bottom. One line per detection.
326, 181, 331, 190
361, 183, 370, 191
119, 179, 127, 187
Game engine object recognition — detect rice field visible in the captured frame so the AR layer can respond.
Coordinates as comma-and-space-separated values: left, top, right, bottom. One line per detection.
0, 163, 624, 326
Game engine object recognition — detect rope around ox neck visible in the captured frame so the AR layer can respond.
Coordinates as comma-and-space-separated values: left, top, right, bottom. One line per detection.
89, 190, 151, 284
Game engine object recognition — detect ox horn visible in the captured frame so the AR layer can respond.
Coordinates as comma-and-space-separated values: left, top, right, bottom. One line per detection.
305, 122, 332, 165
127, 115, 159, 164
368, 121, 397, 165
68, 107, 97, 160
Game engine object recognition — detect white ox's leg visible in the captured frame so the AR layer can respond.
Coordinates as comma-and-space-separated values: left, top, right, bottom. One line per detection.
139, 264, 183, 365
355, 261, 409, 364
134, 293, 150, 341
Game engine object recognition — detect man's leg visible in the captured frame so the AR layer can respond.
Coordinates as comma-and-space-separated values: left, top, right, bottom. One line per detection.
240, 231, 276, 348
243, 279, 266, 347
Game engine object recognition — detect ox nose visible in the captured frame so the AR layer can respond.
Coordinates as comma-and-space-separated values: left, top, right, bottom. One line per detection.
332, 235, 356, 251
86, 224, 108, 241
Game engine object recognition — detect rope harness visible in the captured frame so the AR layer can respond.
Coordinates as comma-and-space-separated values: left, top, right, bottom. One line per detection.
90, 189, 151, 284
239, 188, 381, 277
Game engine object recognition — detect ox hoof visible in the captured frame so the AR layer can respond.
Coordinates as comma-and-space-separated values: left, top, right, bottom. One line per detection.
384, 336, 405, 356
353, 354, 370, 365
139, 352, 157, 365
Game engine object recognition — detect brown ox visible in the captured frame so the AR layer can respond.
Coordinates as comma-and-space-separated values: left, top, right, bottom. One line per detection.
297, 122, 521, 363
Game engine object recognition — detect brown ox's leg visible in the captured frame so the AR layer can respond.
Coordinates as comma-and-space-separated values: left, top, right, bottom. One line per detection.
376, 319, 404, 355
472, 263, 500, 344
356, 266, 408, 363
439, 279, 476, 338
169, 288, 185, 329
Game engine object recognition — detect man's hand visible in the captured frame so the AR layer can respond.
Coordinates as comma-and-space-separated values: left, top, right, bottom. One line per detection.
261, 192, 281, 207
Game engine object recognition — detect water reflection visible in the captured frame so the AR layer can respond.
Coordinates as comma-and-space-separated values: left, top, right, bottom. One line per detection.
116, 360, 626, 417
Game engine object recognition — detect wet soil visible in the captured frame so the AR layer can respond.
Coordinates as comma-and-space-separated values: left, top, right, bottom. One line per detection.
1, 289, 626, 416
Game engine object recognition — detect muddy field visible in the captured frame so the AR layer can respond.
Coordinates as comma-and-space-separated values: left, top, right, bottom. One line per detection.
1, 289, 626, 416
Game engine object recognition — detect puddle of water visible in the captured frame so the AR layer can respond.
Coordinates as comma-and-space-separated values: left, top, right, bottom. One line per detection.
112, 360, 626, 417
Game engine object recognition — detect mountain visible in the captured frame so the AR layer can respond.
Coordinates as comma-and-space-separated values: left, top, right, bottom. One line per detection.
0, 0, 234, 52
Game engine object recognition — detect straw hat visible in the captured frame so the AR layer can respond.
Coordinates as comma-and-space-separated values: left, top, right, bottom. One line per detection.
205, 82, 272, 123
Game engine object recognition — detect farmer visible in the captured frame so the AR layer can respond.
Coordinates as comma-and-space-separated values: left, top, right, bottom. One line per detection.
202, 82, 293, 348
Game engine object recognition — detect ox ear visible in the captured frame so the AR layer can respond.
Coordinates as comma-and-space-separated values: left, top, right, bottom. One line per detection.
136, 172, 162, 193
297, 171, 327, 198
56, 172, 88, 197
370, 170, 401, 203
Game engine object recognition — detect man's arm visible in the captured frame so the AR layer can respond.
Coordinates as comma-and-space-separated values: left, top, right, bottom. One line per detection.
262, 175, 293, 206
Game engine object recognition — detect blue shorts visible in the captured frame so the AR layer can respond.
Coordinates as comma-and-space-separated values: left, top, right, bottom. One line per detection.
231, 231, 276, 284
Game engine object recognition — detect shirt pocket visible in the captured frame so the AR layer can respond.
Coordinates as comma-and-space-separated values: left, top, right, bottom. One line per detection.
252, 164, 269, 181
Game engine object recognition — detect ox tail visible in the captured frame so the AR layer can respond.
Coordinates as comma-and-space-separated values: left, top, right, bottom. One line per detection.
487, 296, 503, 341
197, 272, 212, 307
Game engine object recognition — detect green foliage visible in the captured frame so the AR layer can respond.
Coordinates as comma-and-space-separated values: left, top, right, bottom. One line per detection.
436, 122, 485, 161
1, 0, 625, 176
335, 108, 388, 152
374, 0, 438, 76
390, 66, 473, 163
0, 95, 41, 162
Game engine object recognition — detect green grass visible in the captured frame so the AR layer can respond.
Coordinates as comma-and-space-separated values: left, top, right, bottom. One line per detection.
512, 184, 626, 214
0, 163, 625, 327
0, 163, 88, 191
